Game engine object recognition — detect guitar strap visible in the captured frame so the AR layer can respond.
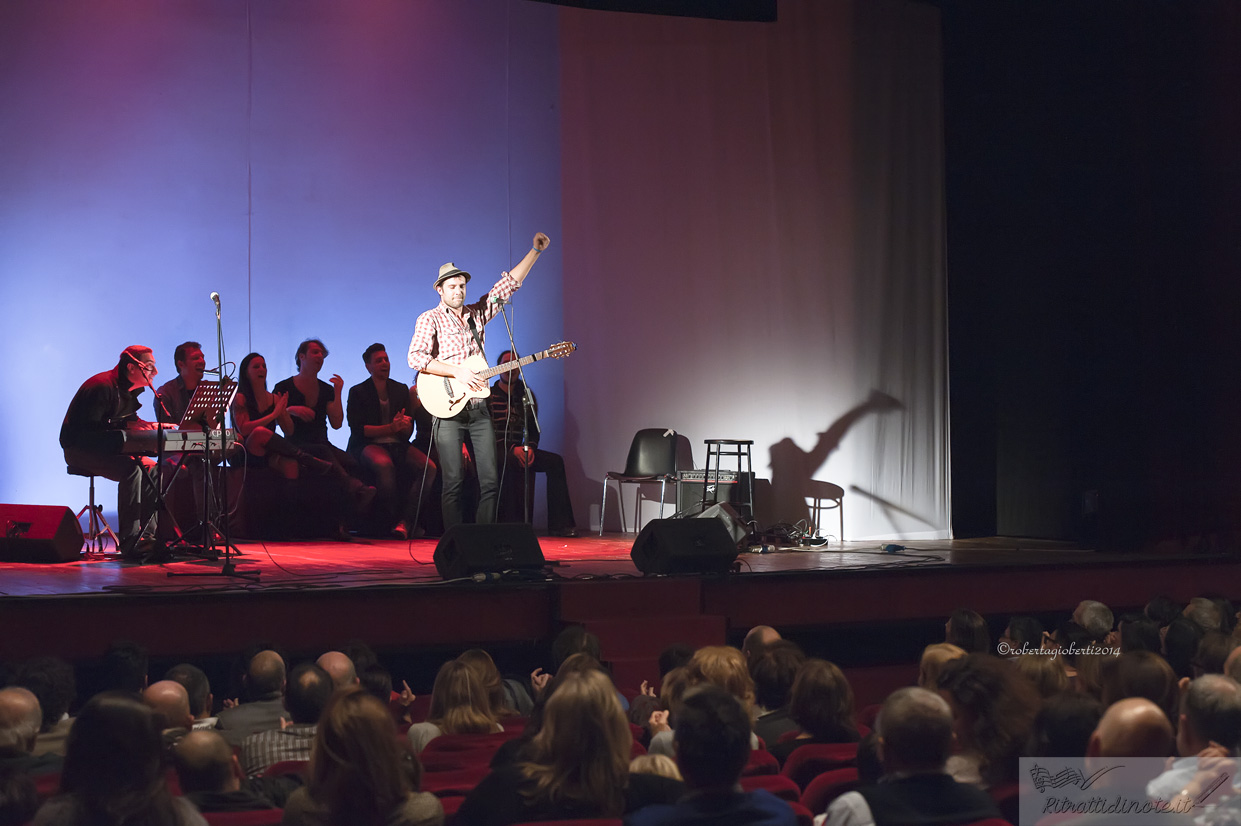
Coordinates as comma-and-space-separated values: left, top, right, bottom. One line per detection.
466, 313, 487, 362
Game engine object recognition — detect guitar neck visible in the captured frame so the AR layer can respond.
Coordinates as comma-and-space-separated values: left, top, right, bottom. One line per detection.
478, 351, 543, 381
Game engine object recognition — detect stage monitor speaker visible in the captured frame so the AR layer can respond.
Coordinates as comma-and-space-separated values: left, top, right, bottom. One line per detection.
433, 523, 547, 580
0, 504, 83, 563
695, 502, 749, 547
631, 518, 739, 575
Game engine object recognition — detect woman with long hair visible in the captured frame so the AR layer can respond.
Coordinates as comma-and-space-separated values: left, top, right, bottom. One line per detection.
937, 653, 1040, 787
232, 352, 333, 477
767, 658, 860, 765
282, 688, 442, 826
457, 649, 522, 718
33, 693, 205, 826
407, 659, 502, 754
456, 670, 681, 825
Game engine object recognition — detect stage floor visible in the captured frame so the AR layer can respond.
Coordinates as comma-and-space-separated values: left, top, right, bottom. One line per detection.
0, 533, 1106, 600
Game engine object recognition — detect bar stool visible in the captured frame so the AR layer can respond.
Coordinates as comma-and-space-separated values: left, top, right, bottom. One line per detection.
703, 439, 755, 523
67, 466, 119, 557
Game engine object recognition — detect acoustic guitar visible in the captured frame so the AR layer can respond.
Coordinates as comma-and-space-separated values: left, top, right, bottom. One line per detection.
416, 341, 576, 419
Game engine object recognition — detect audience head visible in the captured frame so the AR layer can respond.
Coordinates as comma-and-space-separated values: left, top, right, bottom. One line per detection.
0, 766, 37, 826
458, 648, 514, 716
1225, 646, 1241, 685
285, 663, 334, 726
427, 658, 496, 734
741, 625, 782, 667
918, 643, 967, 691
316, 651, 358, 691
359, 664, 394, 707
658, 643, 694, 679
629, 754, 682, 781
685, 646, 756, 716
1209, 596, 1237, 636
308, 688, 413, 825
937, 653, 1040, 784
1194, 631, 1238, 677
60, 693, 180, 821
855, 731, 883, 785
1184, 597, 1223, 633
164, 663, 212, 721
341, 640, 380, 674
1046, 621, 1092, 666
945, 609, 990, 654
1119, 618, 1162, 654
172, 730, 240, 795
1163, 617, 1204, 680
673, 684, 753, 791
100, 639, 149, 695
551, 626, 602, 672
142, 680, 194, 731
1178, 674, 1241, 755
1012, 653, 1069, 699
875, 687, 955, 775
1029, 693, 1104, 757
750, 640, 805, 712
1098, 650, 1178, 722
1073, 600, 1114, 642
522, 669, 631, 814
1001, 616, 1044, 652
789, 658, 857, 740
1145, 595, 1182, 628
245, 649, 286, 700
1087, 697, 1173, 758
660, 667, 691, 723
0, 688, 42, 754
295, 338, 328, 372
12, 656, 75, 733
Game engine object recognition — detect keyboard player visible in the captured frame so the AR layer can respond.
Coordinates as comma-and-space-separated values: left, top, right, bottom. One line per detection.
60, 345, 168, 561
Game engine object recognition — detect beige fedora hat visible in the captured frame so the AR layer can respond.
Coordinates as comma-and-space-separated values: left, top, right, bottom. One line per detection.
434, 262, 471, 289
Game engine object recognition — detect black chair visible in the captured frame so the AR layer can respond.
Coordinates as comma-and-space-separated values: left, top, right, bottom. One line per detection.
599, 428, 678, 535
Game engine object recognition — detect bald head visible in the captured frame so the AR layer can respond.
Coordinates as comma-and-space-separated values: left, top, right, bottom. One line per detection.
0, 687, 43, 753
742, 626, 781, 661
173, 730, 240, 794
143, 680, 194, 731
1089, 697, 1174, 758
316, 651, 358, 690
247, 650, 286, 698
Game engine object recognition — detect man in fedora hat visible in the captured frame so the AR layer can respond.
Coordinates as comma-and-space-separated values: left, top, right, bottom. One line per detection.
407, 231, 550, 530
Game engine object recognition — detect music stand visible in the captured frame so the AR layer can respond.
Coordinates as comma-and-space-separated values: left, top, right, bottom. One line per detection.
168, 378, 258, 581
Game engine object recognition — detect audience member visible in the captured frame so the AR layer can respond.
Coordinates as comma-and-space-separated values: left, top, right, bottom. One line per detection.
999, 615, 1043, 654
99, 640, 149, 696
1194, 631, 1239, 676
1028, 693, 1104, 757
649, 646, 757, 758
407, 659, 502, 754
1184, 597, 1223, 633
1086, 697, 1174, 758
0, 688, 61, 777
490, 653, 611, 770
12, 657, 75, 757
741, 625, 782, 669
1097, 650, 1178, 724
750, 640, 806, 746
33, 692, 207, 825
164, 664, 216, 731
458, 648, 532, 717
855, 731, 883, 787
945, 609, 989, 654
823, 688, 1000, 826
628, 685, 794, 826
1208, 596, 1237, 636
240, 662, 332, 777
1073, 600, 1115, 643
937, 653, 1039, 787
216, 649, 290, 746
141, 680, 194, 748
283, 689, 443, 826
1164, 617, 1205, 680
768, 658, 860, 765
0, 766, 37, 826
1145, 595, 1183, 628
172, 730, 296, 812
658, 644, 694, 680
1012, 652, 1069, 699
916, 643, 965, 692
1119, 617, 1162, 653
458, 670, 681, 825
629, 754, 683, 782
1146, 674, 1241, 801
315, 652, 358, 691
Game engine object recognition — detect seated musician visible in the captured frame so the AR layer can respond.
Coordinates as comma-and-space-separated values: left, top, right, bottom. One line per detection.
155, 341, 206, 426
489, 350, 578, 537
346, 344, 438, 539
59, 346, 165, 561
272, 340, 376, 520
231, 352, 335, 477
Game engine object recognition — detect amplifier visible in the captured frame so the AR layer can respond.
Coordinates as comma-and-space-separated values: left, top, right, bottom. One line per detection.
676, 471, 754, 520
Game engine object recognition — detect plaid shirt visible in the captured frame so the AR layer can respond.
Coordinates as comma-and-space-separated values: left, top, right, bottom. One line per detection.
407, 272, 519, 372
239, 723, 316, 778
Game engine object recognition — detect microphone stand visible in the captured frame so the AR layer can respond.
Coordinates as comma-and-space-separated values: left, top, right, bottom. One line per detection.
498, 303, 539, 526
169, 295, 259, 581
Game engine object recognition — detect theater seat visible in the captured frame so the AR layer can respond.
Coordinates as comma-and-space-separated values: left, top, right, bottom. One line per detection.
780, 743, 858, 790
201, 810, 284, 826
739, 774, 802, 802
799, 767, 860, 813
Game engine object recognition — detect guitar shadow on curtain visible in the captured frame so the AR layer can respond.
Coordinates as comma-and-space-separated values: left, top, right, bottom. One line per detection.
766, 390, 903, 534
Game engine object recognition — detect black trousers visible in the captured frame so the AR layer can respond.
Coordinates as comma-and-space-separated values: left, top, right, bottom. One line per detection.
496, 446, 577, 532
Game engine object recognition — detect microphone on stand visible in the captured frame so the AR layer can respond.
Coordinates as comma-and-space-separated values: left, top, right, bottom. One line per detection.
210, 291, 221, 317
